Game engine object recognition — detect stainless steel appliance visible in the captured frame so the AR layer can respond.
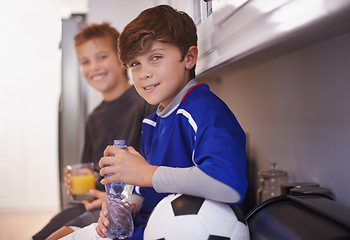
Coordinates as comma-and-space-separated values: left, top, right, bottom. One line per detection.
246, 189, 350, 240
59, 14, 87, 208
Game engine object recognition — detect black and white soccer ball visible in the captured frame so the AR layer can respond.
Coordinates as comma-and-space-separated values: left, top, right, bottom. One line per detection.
144, 194, 250, 240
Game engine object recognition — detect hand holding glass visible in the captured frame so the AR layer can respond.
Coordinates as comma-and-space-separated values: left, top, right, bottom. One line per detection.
66, 162, 96, 201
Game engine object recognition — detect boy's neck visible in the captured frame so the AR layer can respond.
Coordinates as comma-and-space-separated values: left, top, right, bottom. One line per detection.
157, 79, 197, 117
103, 77, 131, 102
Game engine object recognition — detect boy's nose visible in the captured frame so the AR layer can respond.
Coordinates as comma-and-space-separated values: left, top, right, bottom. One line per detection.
90, 61, 100, 70
140, 66, 152, 80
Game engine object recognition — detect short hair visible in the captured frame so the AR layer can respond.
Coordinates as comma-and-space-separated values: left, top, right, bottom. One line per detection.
118, 5, 198, 79
74, 22, 119, 54
74, 22, 127, 77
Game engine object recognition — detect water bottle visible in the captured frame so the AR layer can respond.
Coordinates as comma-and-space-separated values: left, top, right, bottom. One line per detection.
104, 140, 134, 239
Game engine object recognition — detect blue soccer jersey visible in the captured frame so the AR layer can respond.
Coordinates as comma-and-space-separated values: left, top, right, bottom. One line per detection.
131, 82, 248, 239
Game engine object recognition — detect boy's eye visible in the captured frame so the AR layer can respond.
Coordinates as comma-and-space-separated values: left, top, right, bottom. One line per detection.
129, 61, 140, 68
81, 60, 89, 65
98, 54, 108, 60
151, 55, 162, 61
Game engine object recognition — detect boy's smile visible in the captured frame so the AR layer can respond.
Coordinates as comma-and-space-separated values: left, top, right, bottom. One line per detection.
143, 83, 160, 93
91, 74, 106, 81
77, 38, 128, 101
129, 41, 196, 108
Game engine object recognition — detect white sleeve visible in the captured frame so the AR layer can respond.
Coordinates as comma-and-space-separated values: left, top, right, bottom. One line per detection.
58, 223, 112, 240
129, 192, 144, 219
152, 166, 241, 203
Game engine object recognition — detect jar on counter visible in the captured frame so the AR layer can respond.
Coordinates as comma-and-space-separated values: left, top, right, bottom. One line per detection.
257, 163, 288, 204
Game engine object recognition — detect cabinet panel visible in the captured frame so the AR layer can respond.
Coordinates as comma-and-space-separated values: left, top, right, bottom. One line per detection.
211, 0, 248, 26
175, 0, 350, 76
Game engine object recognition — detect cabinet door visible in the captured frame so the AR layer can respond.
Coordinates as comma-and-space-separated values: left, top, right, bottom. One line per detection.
187, 0, 350, 76
171, 0, 249, 75
211, 0, 249, 26
196, 0, 249, 75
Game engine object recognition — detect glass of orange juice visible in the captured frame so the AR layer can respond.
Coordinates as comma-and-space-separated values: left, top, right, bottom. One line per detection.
67, 162, 96, 201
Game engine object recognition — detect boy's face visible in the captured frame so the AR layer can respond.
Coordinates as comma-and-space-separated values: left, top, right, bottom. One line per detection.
76, 37, 125, 100
128, 41, 195, 108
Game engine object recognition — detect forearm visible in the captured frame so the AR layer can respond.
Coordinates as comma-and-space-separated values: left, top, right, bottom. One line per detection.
152, 166, 241, 203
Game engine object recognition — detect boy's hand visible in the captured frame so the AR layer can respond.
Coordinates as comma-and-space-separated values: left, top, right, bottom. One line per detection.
95, 200, 136, 238
63, 168, 72, 195
81, 189, 107, 211
64, 168, 99, 200
96, 200, 109, 238
99, 146, 158, 187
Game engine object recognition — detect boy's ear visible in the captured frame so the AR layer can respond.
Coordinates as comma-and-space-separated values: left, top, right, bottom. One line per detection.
185, 46, 198, 70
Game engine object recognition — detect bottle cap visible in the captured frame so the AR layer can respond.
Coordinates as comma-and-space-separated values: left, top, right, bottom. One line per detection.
114, 140, 127, 148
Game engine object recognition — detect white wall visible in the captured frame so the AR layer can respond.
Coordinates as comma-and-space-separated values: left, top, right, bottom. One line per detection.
0, 0, 63, 212
199, 32, 350, 208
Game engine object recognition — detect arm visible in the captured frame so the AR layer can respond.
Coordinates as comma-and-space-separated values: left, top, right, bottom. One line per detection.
81, 189, 107, 211
153, 166, 240, 203
99, 142, 242, 204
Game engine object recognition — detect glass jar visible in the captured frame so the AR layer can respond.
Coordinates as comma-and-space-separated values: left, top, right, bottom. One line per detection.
257, 163, 288, 204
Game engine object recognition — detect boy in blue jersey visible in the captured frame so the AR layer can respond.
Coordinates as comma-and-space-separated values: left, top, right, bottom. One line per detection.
94, 5, 248, 239
58, 5, 247, 240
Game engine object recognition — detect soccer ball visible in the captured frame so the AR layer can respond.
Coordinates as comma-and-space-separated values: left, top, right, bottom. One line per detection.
144, 194, 250, 240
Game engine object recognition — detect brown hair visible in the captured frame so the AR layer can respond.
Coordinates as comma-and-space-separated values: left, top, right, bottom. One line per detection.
118, 5, 198, 79
74, 22, 119, 54
74, 22, 127, 77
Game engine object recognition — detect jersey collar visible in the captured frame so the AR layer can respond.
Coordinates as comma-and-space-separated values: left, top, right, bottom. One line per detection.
157, 79, 198, 118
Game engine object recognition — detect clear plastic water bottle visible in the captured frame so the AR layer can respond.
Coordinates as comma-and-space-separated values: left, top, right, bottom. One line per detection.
104, 140, 134, 239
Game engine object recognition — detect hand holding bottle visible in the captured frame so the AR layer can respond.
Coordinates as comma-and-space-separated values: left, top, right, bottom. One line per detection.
99, 145, 157, 188
96, 199, 136, 238
100, 140, 134, 239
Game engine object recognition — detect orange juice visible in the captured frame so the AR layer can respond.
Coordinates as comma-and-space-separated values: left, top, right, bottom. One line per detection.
69, 174, 95, 200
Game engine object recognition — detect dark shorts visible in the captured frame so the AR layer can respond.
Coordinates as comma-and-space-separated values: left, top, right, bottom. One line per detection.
65, 204, 100, 227
32, 202, 100, 240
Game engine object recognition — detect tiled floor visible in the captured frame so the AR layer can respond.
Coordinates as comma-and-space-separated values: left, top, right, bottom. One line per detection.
0, 210, 57, 240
